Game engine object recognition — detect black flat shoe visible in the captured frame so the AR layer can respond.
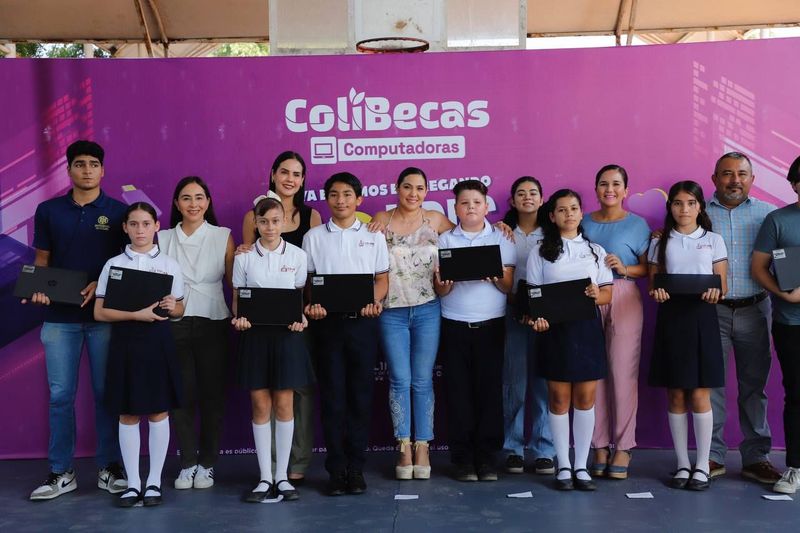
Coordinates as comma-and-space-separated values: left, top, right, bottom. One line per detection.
142, 485, 162, 507
573, 469, 597, 491
328, 472, 347, 497
275, 480, 299, 501
555, 467, 574, 491
669, 467, 692, 489
346, 470, 367, 495
245, 480, 274, 503
117, 488, 142, 508
687, 469, 710, 491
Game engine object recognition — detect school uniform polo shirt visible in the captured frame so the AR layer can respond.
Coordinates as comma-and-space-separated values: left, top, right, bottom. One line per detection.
511, 226, 543, 290
232, 238, 307, 290
438, 221, 516, 323
527, 235, 614, 287
647, 227, 727, 274
302, 219, 389, 276
96, 245, 185, 301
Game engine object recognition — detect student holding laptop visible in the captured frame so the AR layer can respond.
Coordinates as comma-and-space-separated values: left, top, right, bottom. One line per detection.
159, 176, 234, 491
94, 202, 185, 507
647, 181, 727, 492
435, 180, 515, 482
302, 172, 389, 496
527, 189, 613, 491
232, 196, 313, 503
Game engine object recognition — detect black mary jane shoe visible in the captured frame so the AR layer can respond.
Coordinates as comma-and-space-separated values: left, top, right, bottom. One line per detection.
555, 467, 574, 491
245, 481, 274, 503
573, 469, 597, 491
142, 485, 162, 507
687, 469, 711, 491
275, 480, 299, 501
117, 487, 142, 508
669, 467, 693, 489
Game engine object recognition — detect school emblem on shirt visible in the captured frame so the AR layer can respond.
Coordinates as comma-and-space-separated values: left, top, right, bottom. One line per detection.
280, 265, 296, 273
696, 243, 712, 250
95, 215, 110, 231
358, 240, 375, 248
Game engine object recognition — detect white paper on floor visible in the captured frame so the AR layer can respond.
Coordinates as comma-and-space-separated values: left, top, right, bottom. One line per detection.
507, 491, 534, 498
762, 494, 793, 501
260, 495, 284, 504
395, 494, 419, 500
625, 492, 654, 499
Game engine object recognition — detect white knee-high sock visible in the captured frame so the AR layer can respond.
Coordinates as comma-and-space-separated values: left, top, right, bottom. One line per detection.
692, 410, 713, 479
668, 412, 691, 478
549, 411, 571, 480
253, 421, 272, 483
145, 418, 170, 489
119, 422, 141, 494
274, 419, 294, 485
572, 407, 595, 477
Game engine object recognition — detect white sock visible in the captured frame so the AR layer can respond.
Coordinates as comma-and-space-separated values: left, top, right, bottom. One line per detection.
668, 412, 691, 478
275, 419, 294, 486
145, 417, 170, 490
573, 407, 595, 481
253, 421, 272, 483
119, 422, 141, 495
549, 411, 572, 480
692, 410, 713, 481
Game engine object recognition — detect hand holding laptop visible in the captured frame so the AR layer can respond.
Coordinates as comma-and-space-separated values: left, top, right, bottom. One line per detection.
305, 303, 327, 320
132, 301, 170, 322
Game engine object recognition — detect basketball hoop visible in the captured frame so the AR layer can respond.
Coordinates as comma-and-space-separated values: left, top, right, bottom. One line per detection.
356, 37, 430, 54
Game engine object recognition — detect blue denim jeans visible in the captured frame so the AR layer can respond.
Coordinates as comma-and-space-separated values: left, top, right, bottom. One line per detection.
41, 321, 119, 472
502, 310, 554, 459
379, 299, 440, 442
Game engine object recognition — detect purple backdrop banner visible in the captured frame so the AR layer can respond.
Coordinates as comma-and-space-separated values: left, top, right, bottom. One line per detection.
1, 37, 798, 459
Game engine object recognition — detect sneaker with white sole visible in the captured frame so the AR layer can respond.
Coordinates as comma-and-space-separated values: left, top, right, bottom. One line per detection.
30, 470, 77, 500
773, 467, 800, 494
98, 463, 127, 494
193, 466, 214, 489
174, 465, 197, 490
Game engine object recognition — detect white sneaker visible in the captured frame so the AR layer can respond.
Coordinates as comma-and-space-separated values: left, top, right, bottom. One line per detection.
193, 466, 215, 489
773, 467, 800, 494
30, 470, 77, 500
98, 463, 127, 494
174, 465, 197, 490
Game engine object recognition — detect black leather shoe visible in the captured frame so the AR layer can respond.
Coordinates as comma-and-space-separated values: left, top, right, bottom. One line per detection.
476, 464, 498, 481
245, 480, 274, 503
142, 485, 162, 507
573, 469, 597, 491
346, 470, 367, 495
555, 467, 574, 491
275, 480, 299, 501
687, 469, 710, 491
453, 464, 478, 482
117, 488, 142, 508
328, 472, 347, 496
669, 467, 692, 489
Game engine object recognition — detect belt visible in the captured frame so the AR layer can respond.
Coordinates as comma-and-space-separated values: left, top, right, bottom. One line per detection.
717, 292, 767, 309
444, 318, 498, 329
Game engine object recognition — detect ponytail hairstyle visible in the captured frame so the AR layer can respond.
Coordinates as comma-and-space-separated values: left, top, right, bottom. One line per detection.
169, 176, 219, 228
252, 196, 285, 241
538, 188, 599, 266
269, 151, 307, 222
124, 201, 158, 223
657, 180, 713, 272
502, 176, 543, 228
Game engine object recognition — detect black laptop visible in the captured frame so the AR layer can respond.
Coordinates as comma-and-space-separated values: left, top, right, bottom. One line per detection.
527, 277, 597, 325
438, 244, 503, 282
772, 247, 800, 292
102, 267, 174, 317
14, 265, 88, 306
309, 273, 374, 314
654, 273, 721, 295
237, 287, 303, 326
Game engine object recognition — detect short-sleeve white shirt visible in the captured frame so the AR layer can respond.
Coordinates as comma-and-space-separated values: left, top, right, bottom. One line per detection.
302, 219, 390, 275
232, 238, 307, 289
512, 226, 543, 291
647, 227, 728, 274
96, 244, 185, 300
527, 235, 613, 287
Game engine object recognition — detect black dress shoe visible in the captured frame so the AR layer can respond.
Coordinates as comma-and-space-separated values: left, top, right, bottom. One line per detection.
142, 485, 162, 507
453, 464, 478, 482
275, 480, 299, 501
687, 469, 710, 491
245, 480, 274, 503
328, 472, 347, 496
669, 467, 692, 489
573, 469, 597, 491
477, 464, 498, 481
117, 488, 142, 508
346, 470, 367, 495
555, 467, 574, 491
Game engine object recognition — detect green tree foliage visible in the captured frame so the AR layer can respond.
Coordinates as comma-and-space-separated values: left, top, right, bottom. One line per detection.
213, 43, 270, 57
5, 43, 110, 58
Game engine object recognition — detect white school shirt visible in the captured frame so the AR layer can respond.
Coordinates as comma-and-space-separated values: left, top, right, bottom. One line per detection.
647, 227, 728, 274
438, 220, 516, 322
158, 221, 230, 320
302, 219, 390, 275
512, 226, 544, 291
526, 234, 614, 287
96, 244, 185, 301
232, 238, 307, 289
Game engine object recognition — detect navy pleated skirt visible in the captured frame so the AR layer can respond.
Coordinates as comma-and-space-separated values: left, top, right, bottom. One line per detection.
237, 326, 315, 391
539, 313, 608, 382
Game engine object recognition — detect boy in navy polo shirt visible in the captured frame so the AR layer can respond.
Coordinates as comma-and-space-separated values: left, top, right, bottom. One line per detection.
302, 172, 389, 496
26, 140, 128, 500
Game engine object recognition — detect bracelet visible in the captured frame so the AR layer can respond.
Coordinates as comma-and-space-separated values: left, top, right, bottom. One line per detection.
622, 265, 629, 280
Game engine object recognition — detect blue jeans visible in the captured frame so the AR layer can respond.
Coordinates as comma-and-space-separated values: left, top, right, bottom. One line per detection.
379, 299, 440, 442
502, 310, 554, 459
41, 322, 119, 472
